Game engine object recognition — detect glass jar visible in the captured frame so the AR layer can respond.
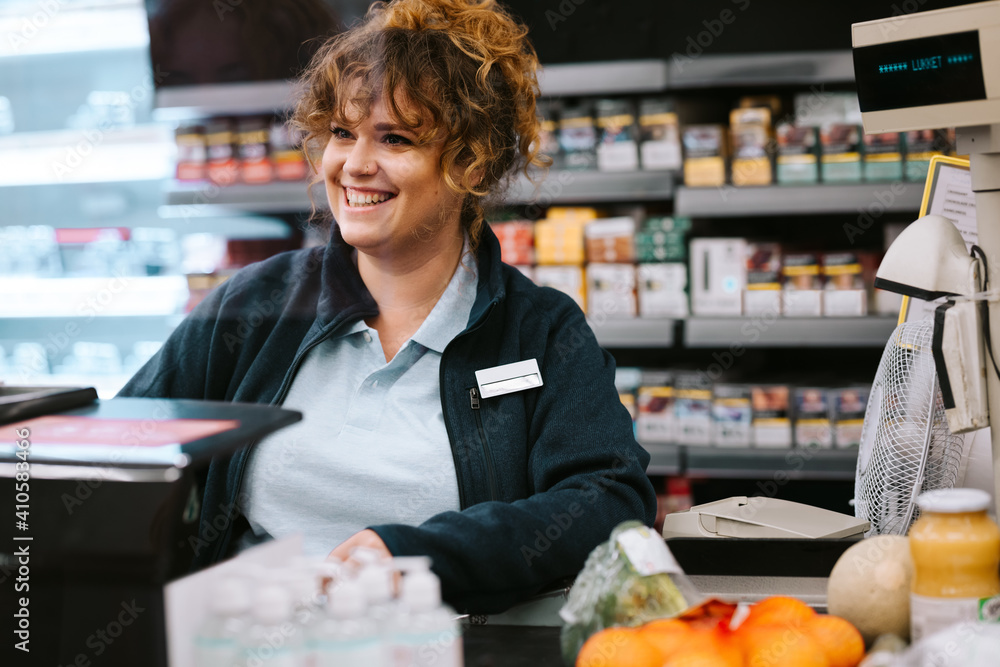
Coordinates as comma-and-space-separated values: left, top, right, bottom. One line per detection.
909, 488, 1000, 641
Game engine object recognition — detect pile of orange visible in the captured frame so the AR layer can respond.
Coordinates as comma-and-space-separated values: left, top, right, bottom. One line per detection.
576, 596, 865, 667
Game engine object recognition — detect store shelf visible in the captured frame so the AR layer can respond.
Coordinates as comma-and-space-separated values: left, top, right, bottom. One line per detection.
590, 318, 676, 348
685, 447, 858, 480
507, 170, 676, 205
683, 317, 897, 348
676, 182, 923, 217
0, 314, 183, 342
538, 59, 669, 97
153, 81, 301, 122
643, 443, 683, 476
161, 180, 324, 215
667, 50, 855, 89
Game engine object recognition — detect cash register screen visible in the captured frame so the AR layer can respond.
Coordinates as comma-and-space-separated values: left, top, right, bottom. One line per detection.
853, 30, 987, 113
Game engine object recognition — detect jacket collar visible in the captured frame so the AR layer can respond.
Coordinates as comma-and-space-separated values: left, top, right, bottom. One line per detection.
316, 222, 506, 331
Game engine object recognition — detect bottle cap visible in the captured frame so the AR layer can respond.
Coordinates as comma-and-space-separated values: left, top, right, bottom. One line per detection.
328, 579, 367, 619
916, 488, 993, 514
208, 577, 251, 616
400, 567, 441, 612
252, 585, 293, 625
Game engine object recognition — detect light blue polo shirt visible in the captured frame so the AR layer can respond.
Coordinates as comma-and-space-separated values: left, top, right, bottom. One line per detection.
238, 242, 478, 557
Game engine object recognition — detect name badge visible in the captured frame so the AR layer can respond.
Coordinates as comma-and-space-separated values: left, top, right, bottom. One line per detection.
475, 359, 543, 399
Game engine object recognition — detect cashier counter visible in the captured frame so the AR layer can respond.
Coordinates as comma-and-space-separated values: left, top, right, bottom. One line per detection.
0, 391, 867, 667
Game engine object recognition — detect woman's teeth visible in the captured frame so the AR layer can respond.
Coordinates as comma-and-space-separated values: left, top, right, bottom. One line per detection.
347, 189, 394, 207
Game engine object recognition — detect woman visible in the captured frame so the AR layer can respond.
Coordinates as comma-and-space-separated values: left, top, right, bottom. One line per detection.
120, 0, 656, 614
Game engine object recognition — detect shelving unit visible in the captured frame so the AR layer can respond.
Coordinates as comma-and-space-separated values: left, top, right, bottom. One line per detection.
667, 50, 854, 89
676, 183, 924, 217
684, 316, 897, 348
589, 319, 677, 348
684, 447, 858, 481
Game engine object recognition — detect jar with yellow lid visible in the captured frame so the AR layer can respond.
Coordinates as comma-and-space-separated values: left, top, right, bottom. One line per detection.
909, 488, 1000, 641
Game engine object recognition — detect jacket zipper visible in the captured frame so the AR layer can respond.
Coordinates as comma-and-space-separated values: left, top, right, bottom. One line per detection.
469, 386, 500, 502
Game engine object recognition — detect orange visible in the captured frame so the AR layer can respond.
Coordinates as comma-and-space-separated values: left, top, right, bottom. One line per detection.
664, 649, 743, 667
638, 618, 693, 657
739, 624, 830, 667
576, 627, 666, 667
740, 596, 816, 630
664, 627, 743, 667
805, 615, 865, 667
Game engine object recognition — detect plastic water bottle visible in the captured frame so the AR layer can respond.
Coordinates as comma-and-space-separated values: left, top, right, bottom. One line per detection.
194, 577, 251, 667
358, 562, 397, 665
309, 578, 383, 667
240, 584, 303, 667
390, 558, 463, 667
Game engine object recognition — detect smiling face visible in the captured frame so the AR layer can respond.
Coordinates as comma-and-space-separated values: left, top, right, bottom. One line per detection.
322, 94, 465, 262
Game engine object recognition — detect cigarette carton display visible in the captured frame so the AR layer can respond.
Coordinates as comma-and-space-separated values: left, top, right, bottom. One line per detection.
744, 243, 782, 317
822, 252, 867, 317
833, 387, 868, 448
863, 132, 903, 182
712, 384, 752, 447
638, 98, 681, 171
820, 123, 863, 183
904, 129, 947, 182
637, 371, 675, 443
751, 384, 793, 448
491, 220, 534, 265
781, 253, 823, 317
795, 387, 833, 449
637, 263, 689, 318
683, 125, 728, 187
730, 107, 773, 186
775, 124, 819, 184
584, 217, 636, 263
636, 216, 690, 263
559, 103, 598, 171
690, 238, 747, 316
533, 265, 586, 312
586, 263, 637, 319
595, 98, 639, 172
674, 372, 713, 446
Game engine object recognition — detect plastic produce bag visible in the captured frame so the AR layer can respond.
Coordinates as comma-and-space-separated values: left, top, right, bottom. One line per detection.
893, 621, 1000, 667
559, 521, 701, 664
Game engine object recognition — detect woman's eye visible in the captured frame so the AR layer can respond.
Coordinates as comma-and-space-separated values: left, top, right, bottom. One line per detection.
384, 134, 411, 146
330, 127, 352, 140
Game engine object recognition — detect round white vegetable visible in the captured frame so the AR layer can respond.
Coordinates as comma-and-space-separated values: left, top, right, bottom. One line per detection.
827, 535, 913, 644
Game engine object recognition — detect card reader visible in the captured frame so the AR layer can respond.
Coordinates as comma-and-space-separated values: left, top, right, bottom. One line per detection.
661, 496, 870, 539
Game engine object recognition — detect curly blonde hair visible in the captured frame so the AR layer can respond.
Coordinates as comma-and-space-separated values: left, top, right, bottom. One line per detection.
293, 0, 549, 247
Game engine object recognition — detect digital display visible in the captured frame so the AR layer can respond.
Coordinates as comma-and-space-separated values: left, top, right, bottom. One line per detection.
854, 31, 986, 112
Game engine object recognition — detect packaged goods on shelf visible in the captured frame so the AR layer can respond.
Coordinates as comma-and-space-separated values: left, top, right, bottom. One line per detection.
205, 118, 239, 186
637, 98, 681, 171
536, 99, 562, 167
0, 226, 61, 277
619, 392, 637, 428
945, 128, 958, 156
535, 217, 587, 265
236, 116, 273, 185
730, 107, 774, 186
690, 238, 747, 316
781, 253, 823, 317
833, 387, 867, 448
558, 102, 598, 171
863, 132, 903, 182
615, 367, 641, 433
491, 220, 534, 265
595, 98, 639, 172
584, 216, 635, 263
545, 207, 601, 223
743, 243, 782, 317
637, 370, 675, 444
674, 372, 713, 446
775, 124, 819, 184
795, 387, 833, 448
269, 119, 308, 181
751, 384, 792, 448
682, 124, 728, 187
822, 252, 867, 317
793, 91, 862, 129
637, 263, 688, 318
56, 227, 131, 277
820, 124, 863, 183
175, 125, 207, 181
586, 263, 637, 319
636, 216, 690, 263
904, 129, 948, 182
533, 265, 586, 312
712, 384, 752, 447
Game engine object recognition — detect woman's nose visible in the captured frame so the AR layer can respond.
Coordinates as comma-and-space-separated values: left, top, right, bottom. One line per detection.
343, 140, 377, 177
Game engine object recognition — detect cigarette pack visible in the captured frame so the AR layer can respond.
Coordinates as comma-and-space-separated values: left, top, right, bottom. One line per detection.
638, 98, 681, 171
533, 266, 586, 312
863, 132, 903, 182
833, 387, 868, 448
751, 384, 792, 448
781, 253, 823, 317
712, 384, 752, 447
820, 124, 862, 183
795, 387, 833, 449
690, 238, 747, 316
730, 107, 773, 186
904, 129, 947, 182
683, 125, 728, 187
175, 125, 207, 181
636, 216, 690, 263
637, 263, 689, 318
269, 120, 307, 181
595, 98, 639, 172
744, 243, 782, 317
674, 372, 713, 446
537, 99, 562, 168
637, 371, 675, 444
535, 218, 587, 265
205, 119, 238, 186
584, 217, 636, 263
822, 253, 867, 317
559, 103, 598, 171
586, 263, 637, 320
237, 116, 273, 185
775, 124, 819, 184
491, 220, 534, 265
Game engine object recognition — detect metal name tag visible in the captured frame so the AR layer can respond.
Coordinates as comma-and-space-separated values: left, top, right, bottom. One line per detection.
475, 359, 543, 399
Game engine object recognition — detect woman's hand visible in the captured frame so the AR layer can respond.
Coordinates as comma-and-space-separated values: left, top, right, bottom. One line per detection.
327, 528, 391, 563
